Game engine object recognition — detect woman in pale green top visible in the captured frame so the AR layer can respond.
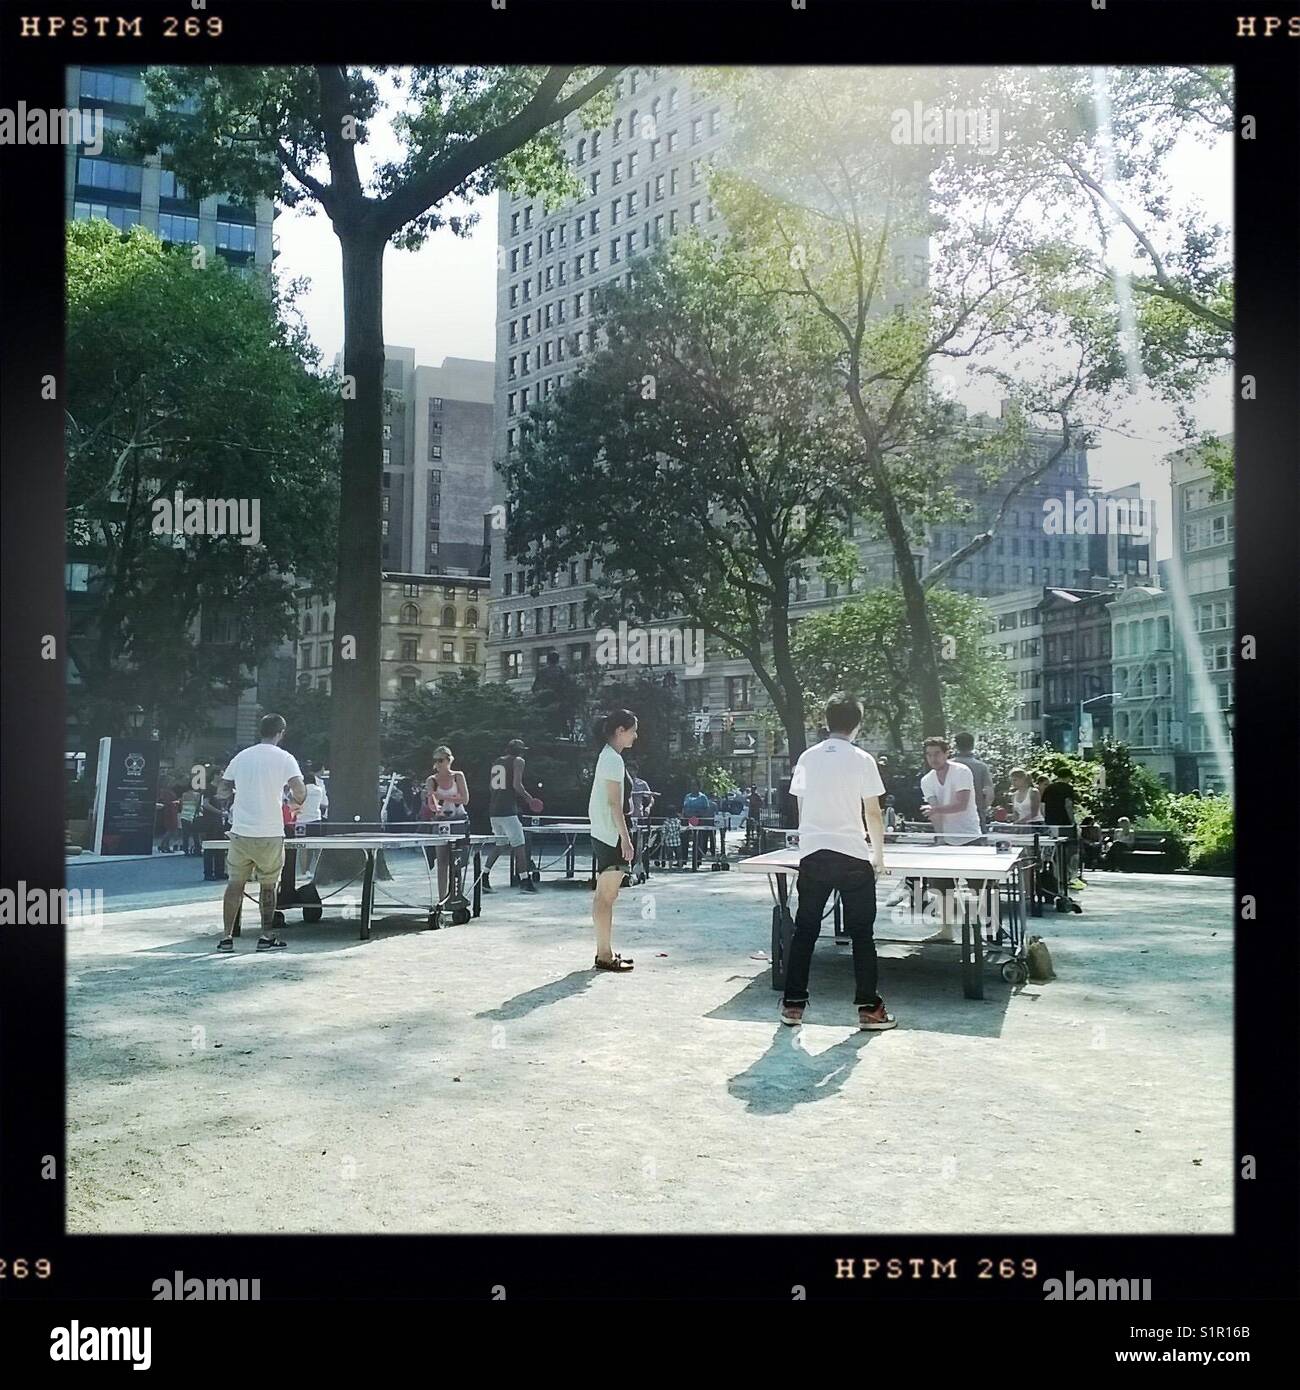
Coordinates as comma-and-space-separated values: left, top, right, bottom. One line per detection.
587, 708, 639, 973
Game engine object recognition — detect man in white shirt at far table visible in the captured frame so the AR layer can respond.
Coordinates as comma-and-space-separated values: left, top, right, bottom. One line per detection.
780, 694, 896, 1032
918, 734, 984, 943
216, 713, 306, 954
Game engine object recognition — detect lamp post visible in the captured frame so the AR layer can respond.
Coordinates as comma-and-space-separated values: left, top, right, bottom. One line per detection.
1077, 688, 1120, 756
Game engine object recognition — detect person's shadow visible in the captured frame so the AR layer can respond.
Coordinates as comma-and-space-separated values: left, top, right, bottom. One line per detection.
728, 1026, 881, 1115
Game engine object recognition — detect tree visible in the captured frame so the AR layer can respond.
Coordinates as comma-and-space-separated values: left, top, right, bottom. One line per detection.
502, 235, 862, 762
65, 217, 339, 752
128, 64, 623, 820
790, 587, 1015, 753
274, 684, 333, 772
1089, 738, 1169, 824
707, 65, 1232, 737
381, 668, 590, 820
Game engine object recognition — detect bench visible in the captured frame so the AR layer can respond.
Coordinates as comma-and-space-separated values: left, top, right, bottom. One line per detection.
1105, 829, 1181, 871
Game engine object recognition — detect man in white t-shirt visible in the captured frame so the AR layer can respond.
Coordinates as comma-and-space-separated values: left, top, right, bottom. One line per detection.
781, 695, 897, 1032
216, 713, 305, 953
917, 735, 983, 942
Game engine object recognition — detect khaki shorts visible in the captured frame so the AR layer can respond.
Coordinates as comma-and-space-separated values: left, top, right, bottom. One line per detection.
226, 834, 285, 885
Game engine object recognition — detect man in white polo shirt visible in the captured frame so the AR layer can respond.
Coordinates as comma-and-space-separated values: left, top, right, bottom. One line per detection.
216, 713, 306, 953
917, 735, 983, 942
781, 695, 896, 1031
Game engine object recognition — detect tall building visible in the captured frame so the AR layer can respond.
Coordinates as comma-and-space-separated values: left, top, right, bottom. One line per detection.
485, 68, 1151, 780
1109, 583, 1176, 785
979, 588, 1045, 740
65, 65, 275, 273
366, 349, 494, 576
295, 573, 488, 709
488, 68, 730, 686
1040, 587, 1117, 753
1168, 440, 1234, 793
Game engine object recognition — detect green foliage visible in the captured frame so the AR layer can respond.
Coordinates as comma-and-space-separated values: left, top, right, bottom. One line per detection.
503, 234, 864, 752
579, 671, 686, 798
274, 685, 333, 772
1025, 749, 1100, 816
1089, 738, 1171, 824
791, 587, 1015, 752
127, 65, 617, 248
380, 669, 592, 819
65, 217, 340, 742
1158, 792, 1234, 874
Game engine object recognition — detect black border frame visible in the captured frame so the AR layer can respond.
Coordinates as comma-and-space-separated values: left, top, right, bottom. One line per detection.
2, 0, 1296, 1338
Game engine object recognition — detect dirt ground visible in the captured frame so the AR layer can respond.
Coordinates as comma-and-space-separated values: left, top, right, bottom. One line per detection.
66, 859, 1233, 1234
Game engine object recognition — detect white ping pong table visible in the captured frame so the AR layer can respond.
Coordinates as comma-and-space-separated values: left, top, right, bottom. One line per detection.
737, 830, 1039, 998
203, 824, 498, 940
519, 816, 651, 885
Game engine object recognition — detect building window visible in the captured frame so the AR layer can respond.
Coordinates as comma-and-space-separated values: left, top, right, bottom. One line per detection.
400, 638, 419, 661
442, 605, 457, 627
727, 676, 753, 710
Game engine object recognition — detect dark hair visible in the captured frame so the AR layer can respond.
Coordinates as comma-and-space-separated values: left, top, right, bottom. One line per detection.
954, 731, 975, 753
922, 735, 949, 753
824, 694, 862, 734
304, 773, 317, 785
593, 708, 637, 744
260, 713, 286, 738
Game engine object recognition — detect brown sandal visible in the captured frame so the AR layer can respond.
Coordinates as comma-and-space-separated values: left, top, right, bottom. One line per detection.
594, 953, 634, 972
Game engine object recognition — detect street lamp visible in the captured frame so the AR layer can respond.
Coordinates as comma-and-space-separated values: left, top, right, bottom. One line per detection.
1076, 689, 1120, 755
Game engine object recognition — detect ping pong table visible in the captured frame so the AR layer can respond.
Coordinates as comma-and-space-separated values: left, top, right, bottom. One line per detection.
738, 829, 1038, 999
520, 816, 651, 885
203, 823, 498, 940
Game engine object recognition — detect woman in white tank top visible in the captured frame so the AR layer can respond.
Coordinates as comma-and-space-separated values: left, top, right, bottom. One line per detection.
424, 746, 469, 901
1009, 768, 1043, 823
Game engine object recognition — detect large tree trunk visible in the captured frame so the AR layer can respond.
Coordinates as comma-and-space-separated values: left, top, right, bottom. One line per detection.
770, 605, 807, 763
328, 229, 386, 824
847, 390, 948, 739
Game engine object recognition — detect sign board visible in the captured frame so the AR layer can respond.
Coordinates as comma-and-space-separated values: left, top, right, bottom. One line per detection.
88, 736, 160, 856
1078, 712, 1095, 750
692, 713, 711, 737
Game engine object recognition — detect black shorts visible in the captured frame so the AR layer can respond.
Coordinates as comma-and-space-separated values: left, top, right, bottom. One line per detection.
592, 836, 627, 875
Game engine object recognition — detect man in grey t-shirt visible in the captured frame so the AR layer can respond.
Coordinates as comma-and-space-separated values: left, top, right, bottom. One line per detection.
951, 731, 994, 832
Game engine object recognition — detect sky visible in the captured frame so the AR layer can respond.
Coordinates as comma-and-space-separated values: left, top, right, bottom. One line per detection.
273, 70, 1233, 562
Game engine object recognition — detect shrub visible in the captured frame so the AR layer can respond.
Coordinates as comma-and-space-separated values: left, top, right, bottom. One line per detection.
1162, 793, 1234, 874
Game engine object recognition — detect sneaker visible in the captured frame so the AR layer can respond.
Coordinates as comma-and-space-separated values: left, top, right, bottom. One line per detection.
858, 1000, 897, 1031
520, 877, 538, 893
480, 877, 494, 893
780, 1003, 805, 1026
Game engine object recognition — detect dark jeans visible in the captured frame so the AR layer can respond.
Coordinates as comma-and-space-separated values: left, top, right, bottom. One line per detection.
783, 850, 880, 1010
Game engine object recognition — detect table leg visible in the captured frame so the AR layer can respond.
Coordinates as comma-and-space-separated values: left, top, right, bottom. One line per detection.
359, 849, 376, 941
472, 849, 482, 919
961, 884, 984, 1000
771, 873, 794, 991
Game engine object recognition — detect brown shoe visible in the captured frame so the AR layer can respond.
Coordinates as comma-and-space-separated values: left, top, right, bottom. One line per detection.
594, 953, 634, 972
858, 1000, 897, 1031
780, 1003, 805, 1026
